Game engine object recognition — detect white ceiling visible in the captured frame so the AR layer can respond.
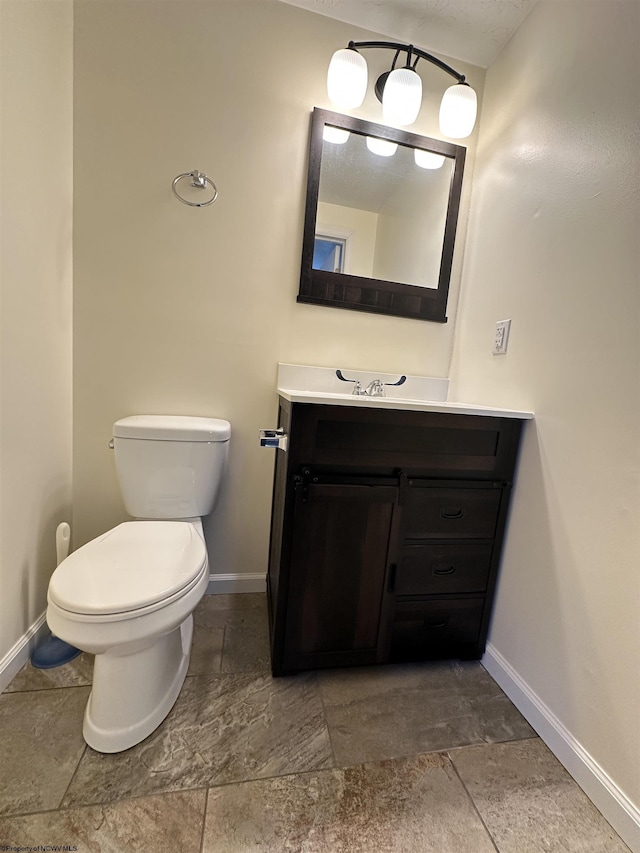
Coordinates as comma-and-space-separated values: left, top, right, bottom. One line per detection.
278, 0, 537, 68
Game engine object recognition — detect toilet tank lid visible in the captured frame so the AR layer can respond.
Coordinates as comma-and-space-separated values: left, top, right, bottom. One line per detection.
113, 415, 231, 442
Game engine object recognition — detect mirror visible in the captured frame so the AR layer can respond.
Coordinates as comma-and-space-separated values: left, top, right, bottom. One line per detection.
298, 108, 466, 323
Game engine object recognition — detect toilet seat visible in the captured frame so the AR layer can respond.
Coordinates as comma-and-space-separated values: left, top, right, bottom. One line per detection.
48, 521, 207, 618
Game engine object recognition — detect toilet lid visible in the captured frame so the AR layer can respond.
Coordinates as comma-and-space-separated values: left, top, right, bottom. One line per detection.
48, 522, 207, 616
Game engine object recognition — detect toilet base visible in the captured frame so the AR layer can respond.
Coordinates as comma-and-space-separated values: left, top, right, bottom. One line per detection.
83, 614, 194, 753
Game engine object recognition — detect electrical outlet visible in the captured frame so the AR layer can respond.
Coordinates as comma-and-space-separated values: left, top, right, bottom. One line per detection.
493, 319, 511, 355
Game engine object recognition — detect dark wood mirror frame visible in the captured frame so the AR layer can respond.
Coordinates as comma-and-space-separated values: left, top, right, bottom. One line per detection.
297, 108, 466, 323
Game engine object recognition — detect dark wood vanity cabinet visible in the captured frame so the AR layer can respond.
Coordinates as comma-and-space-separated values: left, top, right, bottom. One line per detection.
266, 400, 523, 676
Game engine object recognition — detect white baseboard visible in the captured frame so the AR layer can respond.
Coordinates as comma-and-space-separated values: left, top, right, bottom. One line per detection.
206, 572, 266, 595
0, 613, 50, 694
483, 643, 640, 852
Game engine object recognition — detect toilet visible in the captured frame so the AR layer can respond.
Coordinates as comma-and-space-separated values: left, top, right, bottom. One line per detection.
46, 414, 231, 753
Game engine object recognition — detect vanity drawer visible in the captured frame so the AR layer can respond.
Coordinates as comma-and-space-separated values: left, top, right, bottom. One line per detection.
397, 543, 493, 595
390, 598, 484, 661
403, 486, 502, 540
288, 404, 523, 480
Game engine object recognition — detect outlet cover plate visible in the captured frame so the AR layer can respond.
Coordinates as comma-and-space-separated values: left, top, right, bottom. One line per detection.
493, 319, 511, 355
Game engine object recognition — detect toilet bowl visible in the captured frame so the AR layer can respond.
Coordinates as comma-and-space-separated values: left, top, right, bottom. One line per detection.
48, 520, 209, 753
46, 415, 230, 753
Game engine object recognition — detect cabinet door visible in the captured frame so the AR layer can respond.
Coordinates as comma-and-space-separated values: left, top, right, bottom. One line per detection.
282, 482, 399, 672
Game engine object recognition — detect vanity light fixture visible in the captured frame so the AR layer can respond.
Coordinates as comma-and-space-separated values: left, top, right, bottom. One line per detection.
327, 41, 477, 138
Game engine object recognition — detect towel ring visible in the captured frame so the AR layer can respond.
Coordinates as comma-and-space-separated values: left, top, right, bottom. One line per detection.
172, 170, 218, 207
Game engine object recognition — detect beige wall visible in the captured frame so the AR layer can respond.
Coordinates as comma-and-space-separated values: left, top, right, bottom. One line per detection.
450, 0, 640, 824
72, 1, 483, 582
0, 1, 73, 664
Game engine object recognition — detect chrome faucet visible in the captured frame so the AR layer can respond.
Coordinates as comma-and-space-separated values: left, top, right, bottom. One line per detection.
365, 379, 385, 397
336, 370, 407, 397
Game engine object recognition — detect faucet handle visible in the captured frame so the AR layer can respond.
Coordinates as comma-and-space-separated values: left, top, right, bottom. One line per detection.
384, 375, 407, 388
336, 369, 366, 395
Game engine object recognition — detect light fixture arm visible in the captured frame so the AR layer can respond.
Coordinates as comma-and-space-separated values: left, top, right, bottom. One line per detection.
347, 40, 467, 85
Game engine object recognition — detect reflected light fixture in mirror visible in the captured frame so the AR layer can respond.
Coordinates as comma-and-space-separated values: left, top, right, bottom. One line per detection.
323, 125, 350, 144
327, 41, 477, 139
366, 136, 398, 156
414, 149, 445, 169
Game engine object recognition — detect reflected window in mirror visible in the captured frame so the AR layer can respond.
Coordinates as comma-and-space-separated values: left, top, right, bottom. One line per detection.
313, 233, 347, 273
298, 109, 466, 323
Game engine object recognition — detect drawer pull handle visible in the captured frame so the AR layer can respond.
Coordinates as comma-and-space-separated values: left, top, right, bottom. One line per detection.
441, 507, 464, 520
425, 618, 449, 629
433, 563, 456, 575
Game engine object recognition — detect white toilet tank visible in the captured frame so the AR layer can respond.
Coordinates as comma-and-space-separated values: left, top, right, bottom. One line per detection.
112, 415, 231, 519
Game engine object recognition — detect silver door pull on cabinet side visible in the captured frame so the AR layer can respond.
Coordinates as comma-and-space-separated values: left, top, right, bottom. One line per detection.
259, 428, 288, 451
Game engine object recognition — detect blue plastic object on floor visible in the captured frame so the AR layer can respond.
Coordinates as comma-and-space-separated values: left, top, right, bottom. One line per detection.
31, 634, 81, 669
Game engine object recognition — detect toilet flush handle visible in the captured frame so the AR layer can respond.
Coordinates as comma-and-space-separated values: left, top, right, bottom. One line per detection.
259, 428, 288, 452
108, 438, 114, 449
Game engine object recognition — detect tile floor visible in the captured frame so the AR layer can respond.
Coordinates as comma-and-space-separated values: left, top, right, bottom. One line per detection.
0, 593, 630, 852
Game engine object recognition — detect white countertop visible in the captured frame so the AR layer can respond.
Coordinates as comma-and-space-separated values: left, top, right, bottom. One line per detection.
277, 364, 534, 420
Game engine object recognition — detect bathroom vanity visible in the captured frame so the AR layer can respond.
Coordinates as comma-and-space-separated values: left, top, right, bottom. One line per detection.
265, 366, 533, 676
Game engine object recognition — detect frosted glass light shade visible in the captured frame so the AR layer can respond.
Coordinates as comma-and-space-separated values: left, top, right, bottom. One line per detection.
366, 136, 397, 157
382, 67, 422, 126
327, 48, 368, 109
439, 83, 477, 138
414, 149, 445, 169
323, 126, 350, 144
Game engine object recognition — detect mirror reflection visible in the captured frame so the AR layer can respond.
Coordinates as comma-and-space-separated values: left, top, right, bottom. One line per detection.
316, 128, 454, 289
298, 109, 466, 323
